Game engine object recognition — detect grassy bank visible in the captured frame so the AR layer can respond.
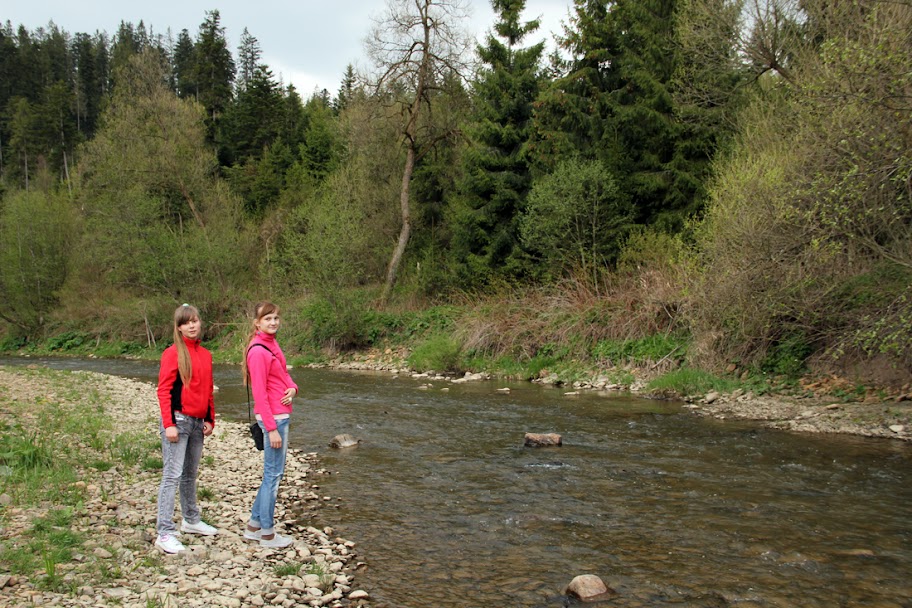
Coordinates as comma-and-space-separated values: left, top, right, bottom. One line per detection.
2, 290, 903, 406
0, 367, 165, 594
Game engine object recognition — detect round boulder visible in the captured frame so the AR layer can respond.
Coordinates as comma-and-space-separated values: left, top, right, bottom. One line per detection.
565, 574, 614, 602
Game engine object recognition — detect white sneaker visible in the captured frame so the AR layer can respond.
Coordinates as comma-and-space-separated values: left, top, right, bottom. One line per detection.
180, 520, 218, 536
259, 533, 293, 548
243, 528, 262, 541
155, 533, 186, 554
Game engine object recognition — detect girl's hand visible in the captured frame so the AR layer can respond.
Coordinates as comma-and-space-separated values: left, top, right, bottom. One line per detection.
203, 421, 214, 436
281, 387, 297, 406
165, 426, 179, 443
269, 429, 282, 449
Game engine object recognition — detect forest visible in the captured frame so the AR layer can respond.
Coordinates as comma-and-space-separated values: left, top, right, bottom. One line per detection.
0, 0, 909, 390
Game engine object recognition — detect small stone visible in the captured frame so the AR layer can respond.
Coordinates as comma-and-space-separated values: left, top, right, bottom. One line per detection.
348, 590, 370, 600
889, 425, 904, 433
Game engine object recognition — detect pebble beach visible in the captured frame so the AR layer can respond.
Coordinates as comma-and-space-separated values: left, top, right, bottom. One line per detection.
0, 367, 371, 608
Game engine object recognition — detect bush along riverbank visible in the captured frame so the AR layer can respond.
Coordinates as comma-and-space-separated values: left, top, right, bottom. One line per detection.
0, 366, 371, 608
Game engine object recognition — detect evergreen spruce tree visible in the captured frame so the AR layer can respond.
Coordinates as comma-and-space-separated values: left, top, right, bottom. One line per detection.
533, 0, 706, 231
236, 28, 262, 92
172, 29, 196, 99
192, 10, 235, 142
451, 0, 544, 284
335, 64, 357, 113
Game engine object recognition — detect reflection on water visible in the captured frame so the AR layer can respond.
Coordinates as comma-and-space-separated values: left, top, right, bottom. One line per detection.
4, 357, 912, 607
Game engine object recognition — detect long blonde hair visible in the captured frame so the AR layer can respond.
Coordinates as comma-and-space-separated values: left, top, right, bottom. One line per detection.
173, 304, 200, 385
241, 301, 280, 385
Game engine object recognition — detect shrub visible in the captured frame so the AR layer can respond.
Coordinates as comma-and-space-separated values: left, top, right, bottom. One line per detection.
408, 335, 464, 373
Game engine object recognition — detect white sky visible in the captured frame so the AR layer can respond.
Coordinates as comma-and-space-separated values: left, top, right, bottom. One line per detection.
4, 1, 573, 97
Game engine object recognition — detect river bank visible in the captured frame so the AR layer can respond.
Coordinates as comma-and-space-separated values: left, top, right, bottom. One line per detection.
0, 366, 371, 608
323, 352, 912, 442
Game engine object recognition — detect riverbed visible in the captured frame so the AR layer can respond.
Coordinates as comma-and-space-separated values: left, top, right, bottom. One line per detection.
3, 357, 911, 607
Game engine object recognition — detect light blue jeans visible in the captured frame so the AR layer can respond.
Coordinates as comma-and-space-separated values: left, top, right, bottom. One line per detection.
249, 417, 289, 534
156, 414, 204, 535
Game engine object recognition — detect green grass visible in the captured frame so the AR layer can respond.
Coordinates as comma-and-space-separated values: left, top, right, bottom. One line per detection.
274, 562, 302, 576
407, 335, 464, 373
646, 367, 740, 396
593, 334, 688, 366
303, 561, 335, 592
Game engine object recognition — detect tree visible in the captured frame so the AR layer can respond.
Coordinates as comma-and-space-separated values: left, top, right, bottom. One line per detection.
335, 64, 358, 112
532, 0, 706, 231
72, 32, 108, 138
172, 28, 196, 98
520, 158, 633, 283
0, 188, 77, 333
365, 0, 474, 304
7, 97, 37, 190
236, 28, 262, 92
451, 0, 544, 285
192, 10, 236, 141
74, 49, 251, 316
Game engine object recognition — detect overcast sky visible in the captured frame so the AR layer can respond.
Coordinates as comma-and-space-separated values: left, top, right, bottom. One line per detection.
5, 1, 573, 97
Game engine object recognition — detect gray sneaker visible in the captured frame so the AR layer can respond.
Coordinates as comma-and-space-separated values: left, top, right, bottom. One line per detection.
259, 532, 293, 548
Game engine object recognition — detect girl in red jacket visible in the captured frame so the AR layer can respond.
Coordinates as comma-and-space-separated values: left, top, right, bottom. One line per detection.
154, 304, 218, 554
242, 301, 299, 548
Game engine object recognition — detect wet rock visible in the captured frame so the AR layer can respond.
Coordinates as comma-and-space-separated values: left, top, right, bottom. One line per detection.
328, 434, 361, 449
524, 432, 562, 447
566, 574, 614, 602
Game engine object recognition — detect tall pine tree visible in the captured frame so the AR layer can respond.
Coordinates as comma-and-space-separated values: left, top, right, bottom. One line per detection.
451, 0, 545, 285
192, 10, 235, 142
533, 0, 705, 231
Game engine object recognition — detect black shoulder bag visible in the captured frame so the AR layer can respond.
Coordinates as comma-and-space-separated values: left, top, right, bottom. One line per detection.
246, 343, 274, 451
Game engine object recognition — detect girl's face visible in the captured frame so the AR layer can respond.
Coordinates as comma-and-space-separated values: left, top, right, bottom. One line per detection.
178, 317, 201, 340
255, 312, 280, 335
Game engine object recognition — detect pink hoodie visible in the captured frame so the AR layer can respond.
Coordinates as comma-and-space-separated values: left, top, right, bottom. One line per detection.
247, 332, 299, 432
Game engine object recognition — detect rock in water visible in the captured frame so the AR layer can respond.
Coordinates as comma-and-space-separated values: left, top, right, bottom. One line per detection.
329, 434, 361, 449
524, 432, 562, 447
565, 574, 613, 602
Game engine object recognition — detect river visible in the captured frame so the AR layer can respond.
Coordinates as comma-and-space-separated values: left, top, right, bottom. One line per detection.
5, 356, 911, 607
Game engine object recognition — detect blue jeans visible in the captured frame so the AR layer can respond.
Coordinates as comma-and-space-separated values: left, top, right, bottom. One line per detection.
249, 417, 289, 534
156, 414, 204, 535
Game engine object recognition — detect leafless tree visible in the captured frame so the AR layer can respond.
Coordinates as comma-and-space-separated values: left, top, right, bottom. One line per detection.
364, 0, 474, 305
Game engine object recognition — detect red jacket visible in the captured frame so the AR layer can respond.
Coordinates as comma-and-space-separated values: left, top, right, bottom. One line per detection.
157, 337, 215, 428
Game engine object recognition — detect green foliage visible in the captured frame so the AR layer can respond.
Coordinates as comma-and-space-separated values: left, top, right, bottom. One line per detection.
760, 334, 813, 378
0, 188, 78, 333
73, 49, 253, 322
449, 0, 544, 285
593, 334, 688, 366
646, 367, 739, 396
688, 1, 912, 377
408, 335, 464, 373
521, 158, 633, 280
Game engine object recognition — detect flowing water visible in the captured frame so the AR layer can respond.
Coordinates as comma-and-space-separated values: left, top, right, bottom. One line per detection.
5, 357, 912, 607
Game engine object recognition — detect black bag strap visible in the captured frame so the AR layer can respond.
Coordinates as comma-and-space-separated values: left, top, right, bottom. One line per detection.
245, 343, 275, 423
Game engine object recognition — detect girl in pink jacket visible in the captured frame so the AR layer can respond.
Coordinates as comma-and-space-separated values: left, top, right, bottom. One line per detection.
241, 301, 299, 548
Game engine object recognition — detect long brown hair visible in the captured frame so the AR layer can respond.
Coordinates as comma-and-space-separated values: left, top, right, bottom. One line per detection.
241, 301, 280, 385
173, 304, 201, 385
